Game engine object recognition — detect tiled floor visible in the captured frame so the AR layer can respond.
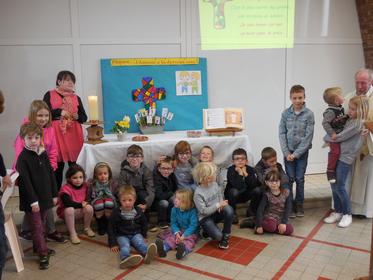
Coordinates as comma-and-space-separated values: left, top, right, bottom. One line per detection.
3, 174, 372, 280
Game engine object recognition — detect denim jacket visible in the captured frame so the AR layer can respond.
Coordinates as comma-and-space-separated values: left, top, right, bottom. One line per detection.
279, 104, 315, 159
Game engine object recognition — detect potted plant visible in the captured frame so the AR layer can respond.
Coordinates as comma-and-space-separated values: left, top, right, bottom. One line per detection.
111, 116, 130, 141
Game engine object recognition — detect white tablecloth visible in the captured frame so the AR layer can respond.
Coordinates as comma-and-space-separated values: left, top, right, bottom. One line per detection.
77, 131, 252, 179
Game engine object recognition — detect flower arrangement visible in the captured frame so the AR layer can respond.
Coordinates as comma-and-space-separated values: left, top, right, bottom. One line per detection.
111, 116, 130, 134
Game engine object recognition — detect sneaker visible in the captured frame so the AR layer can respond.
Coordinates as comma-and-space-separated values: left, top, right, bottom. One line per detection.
158, 222, 169, 229
338, 214, 352, 228
39, 255, 50, 270
19, 230, 32, 241
84, 228, 95, 238
33, 248, 56, 257
70, 234, 81, 244
232, 215, 239, 225
289, 210, 296, 219
155, 239, 167, 258
148, 225, 159, 232
120, 254, 143, 269
47, 231, 67, 243
218, 234, 230, 249
324, 212, 342, 224
296, 204, 304, 217
200, 230, 211, 240
239, 217, 255, 229
176, 243, 187, 260
327, 171, 336, 183
144, 243, 157, 264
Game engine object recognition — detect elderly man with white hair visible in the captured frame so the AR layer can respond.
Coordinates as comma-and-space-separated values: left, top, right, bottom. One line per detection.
344, 68, 373, 218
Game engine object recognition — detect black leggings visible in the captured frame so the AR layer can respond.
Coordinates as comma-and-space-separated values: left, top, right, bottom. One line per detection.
55, 161, 75, 190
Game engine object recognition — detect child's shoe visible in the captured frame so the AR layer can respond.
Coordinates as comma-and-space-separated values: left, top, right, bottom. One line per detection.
338, 214, 352, 228
218, 233, 230, 249
239, 217, 255, 229
327, 171, 336, 183
84, 227, 95, 237
19, 230, 32, 241
33, 248, 56, 257
39, 255, 50, 270
232, 214, 239, 225
155, 239, 167, 258
70, 234, 81, 244
324, 212, 342, 224
296, 203, 304, 217
144, 243, 157, 264
158, 222, 169, 229
47, 231, 67, 243
176, 243, 187, 259
289, 203, 297, 218
120, 254, 143, 269
148, 224, 159, 232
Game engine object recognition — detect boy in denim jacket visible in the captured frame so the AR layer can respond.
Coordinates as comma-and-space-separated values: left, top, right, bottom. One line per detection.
279, 85, 314, 218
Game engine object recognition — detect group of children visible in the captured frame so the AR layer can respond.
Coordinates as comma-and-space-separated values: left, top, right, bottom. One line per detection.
9, 80, 370, 271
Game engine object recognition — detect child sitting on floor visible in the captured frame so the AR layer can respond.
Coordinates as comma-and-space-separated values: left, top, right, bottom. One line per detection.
108, 185, 157, 268
193, 162, 233, 249
57, 164, 95, 244
255, 170, 293, 236
156, 189, 198, 259
88, 162, 117, 235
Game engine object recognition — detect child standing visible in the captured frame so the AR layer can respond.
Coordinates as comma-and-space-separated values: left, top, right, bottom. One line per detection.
88, 162, 117, 235
13, 100, 65, 243
43, 70, 87, 189
225, 148, 261, 224
255, 170, 293, 236
322, 87, 349, 183
193, 162, 233, 249
323, 96, 369, 228
153, 156, 178, 229
57, 164, 95, 244
279, 85, 315, 217
16, 123, 58, 270
173, 141, 198, 191
156, 189, 198, 259
108, 186, 157, 268
117, 145, 154, 211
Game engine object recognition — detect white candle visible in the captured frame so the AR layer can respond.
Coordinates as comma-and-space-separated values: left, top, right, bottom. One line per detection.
88, 96, 98, 121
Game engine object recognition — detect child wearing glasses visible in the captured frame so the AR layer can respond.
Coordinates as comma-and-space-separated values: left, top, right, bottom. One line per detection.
117, 145, 154, 211
225, 148, 261, 224
255, 170, 293, 236
153, 156, 178, 229
173, 141, 198, 191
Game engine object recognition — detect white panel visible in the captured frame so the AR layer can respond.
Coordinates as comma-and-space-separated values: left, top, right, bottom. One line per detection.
289, 43, 365, 173
0, 0, 71, 39
196, 48, 287, 164
78, 0, 181, 40
80, 44, 181, 119
295, 0, 361, 40
0, 46, 74, 164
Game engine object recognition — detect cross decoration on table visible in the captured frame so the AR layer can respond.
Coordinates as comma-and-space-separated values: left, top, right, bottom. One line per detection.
132, 77, 166, 110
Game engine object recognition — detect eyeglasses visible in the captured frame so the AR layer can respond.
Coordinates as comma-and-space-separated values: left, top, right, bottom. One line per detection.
178, 151, 191, 156
127, 154, 143, 159
266, 180, 280, 184
233, 156, 247, 161
159, 167, 173, 171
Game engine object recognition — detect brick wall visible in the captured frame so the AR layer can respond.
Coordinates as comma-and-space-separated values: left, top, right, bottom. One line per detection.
356, 0, 373, 69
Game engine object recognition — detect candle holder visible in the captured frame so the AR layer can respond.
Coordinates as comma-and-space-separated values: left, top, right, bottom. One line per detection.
84, 120, 107, 145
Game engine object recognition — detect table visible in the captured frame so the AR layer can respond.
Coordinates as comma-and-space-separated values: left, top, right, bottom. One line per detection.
76, 131, 252, 179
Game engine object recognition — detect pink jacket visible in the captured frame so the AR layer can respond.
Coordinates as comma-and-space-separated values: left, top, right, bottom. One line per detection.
13, 118, 58, 171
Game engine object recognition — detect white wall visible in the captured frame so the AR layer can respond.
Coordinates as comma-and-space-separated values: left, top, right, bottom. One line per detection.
0, 0, 364, 173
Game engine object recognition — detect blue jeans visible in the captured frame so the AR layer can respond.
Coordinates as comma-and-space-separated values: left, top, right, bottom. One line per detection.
284, 151, 309, 204
331, 160, 352, 215
117, 234, 148, 260
200, 205, 234, 241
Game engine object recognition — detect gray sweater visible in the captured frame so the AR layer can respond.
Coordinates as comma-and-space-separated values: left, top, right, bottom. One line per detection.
324, 118, 364, 165
193, 182, 224, 221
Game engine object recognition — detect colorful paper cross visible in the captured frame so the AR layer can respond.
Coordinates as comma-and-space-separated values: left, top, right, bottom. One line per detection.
132, 77, 166, 110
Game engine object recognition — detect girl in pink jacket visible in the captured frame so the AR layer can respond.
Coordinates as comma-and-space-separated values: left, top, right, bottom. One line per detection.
13, 100, 65, 243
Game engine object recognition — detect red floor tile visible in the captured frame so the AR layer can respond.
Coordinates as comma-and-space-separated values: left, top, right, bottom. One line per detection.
196, 236, 268, 265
